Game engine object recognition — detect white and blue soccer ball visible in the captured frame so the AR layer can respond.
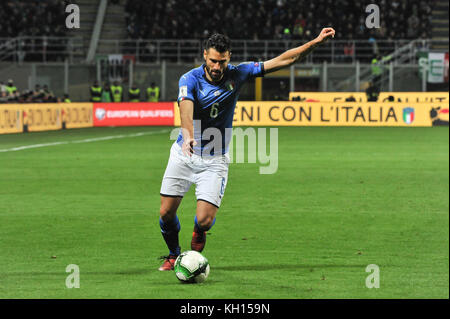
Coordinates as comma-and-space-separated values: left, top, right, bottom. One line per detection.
174, 250, 210, 283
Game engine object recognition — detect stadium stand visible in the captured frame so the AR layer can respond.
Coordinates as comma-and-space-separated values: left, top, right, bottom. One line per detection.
0, 0, 70, 62
0, 0, 447, 102
0, 1, 67, 38
0, 0, 439, 65
118, 0, 437, 64
124, 0, 434, 41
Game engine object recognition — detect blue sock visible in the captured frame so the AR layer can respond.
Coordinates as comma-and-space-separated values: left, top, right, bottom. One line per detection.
160, 216, 181, 256
194, 216, 216, 232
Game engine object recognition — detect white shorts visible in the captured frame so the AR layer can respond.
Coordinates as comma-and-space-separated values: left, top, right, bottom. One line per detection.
160, 142, 230, 208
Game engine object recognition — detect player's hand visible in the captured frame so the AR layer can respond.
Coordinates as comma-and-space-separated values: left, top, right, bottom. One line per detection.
316, 27, 335, 43
182, 138, 197, 157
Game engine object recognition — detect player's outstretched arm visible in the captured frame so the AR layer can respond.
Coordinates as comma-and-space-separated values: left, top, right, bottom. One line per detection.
264, 27, 335, 74
179, 99, 197, 156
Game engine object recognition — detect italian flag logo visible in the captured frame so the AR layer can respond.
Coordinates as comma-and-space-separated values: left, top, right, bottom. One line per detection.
403, 107, 415, 125
225, 80, 235, 91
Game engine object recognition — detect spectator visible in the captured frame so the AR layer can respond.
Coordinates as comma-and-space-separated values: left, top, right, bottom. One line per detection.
371, 55, 382, 87
128, 84, 140, 102
5, 79, 18, 97
90, 81, 103, 102
343, 40, 354, 63
111, 81, 124, 102
366, 81, 380, 102
101, 82, 113, 102
345, 95, 356, 102
0, 81, 6, 94
0, 91, 8, 103
42, 84, 57, 102
32, 84, 45, 102
146, 82, 160, 102
407, 13, 421, 39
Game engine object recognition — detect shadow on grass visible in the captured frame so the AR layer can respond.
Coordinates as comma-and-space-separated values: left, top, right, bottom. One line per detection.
1, 264, 370, 279
0, 268, 152, 277
213, 264, 369, 271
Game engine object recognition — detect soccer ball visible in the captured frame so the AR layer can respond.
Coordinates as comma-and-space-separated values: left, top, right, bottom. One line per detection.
174, 250, 210, 283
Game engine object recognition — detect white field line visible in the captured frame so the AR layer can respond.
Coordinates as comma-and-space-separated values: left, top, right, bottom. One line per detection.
0, 129, 172, 153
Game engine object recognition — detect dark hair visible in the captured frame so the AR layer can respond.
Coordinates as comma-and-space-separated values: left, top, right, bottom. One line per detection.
204, 34, 231, 53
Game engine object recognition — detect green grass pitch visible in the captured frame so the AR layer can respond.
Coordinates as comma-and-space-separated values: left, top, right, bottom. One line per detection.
0, 126, 448, 298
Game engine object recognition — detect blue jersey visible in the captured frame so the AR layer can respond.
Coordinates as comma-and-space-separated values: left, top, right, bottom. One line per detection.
176, 62, 264, 156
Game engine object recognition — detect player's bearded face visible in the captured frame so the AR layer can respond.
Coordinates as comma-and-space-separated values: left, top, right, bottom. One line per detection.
204, 48, 230, 82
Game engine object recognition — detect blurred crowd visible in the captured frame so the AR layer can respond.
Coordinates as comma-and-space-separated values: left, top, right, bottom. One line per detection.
0, 0, 437, 68
0, 1, 67, 38
125, 0, 434, 41
0, 0, 70, 62
0, 80, 68, 103
0, 0, 435, 65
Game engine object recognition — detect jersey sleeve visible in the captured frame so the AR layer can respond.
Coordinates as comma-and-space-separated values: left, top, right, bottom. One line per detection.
236, 62, 265, 80
177, 73, 196, 105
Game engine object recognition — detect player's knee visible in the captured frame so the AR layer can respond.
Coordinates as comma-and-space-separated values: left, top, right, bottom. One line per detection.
196, 215, 214, 230
159, 206, 176, 221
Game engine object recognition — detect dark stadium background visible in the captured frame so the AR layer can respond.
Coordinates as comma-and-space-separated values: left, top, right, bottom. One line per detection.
0, 0, 448, 103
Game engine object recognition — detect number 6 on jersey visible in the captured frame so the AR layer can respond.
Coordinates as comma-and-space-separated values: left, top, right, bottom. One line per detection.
210, 102, 219, 118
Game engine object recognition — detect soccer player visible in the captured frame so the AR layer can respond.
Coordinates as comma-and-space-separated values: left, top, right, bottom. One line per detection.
158, 27, 335, 270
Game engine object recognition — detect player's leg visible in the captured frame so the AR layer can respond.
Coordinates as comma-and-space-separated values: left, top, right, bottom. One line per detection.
191, 159, 229, 252
158, 142, 193, 270
159, 195, 183, 269
191, 200, 218, 252
158, 187, 191, 271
